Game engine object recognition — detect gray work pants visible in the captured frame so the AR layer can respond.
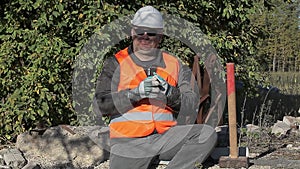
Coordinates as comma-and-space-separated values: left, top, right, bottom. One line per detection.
109, 124, 217, 169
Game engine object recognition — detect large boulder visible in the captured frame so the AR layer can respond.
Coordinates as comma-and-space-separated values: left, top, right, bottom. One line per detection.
16, 125, 110, 168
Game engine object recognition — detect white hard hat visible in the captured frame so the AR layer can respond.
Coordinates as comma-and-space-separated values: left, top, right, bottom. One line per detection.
131, 6, 163, 29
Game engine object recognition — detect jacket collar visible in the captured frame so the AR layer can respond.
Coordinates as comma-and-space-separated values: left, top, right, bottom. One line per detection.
128, 45, 166, 69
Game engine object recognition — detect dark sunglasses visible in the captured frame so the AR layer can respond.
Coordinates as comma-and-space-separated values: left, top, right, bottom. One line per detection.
134, 28, 160, 37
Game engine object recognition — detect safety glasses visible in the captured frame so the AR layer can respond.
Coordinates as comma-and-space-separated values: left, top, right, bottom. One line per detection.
134, 28, 161, 37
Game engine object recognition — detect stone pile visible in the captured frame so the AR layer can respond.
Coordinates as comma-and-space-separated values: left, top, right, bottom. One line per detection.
241, 116, 300, 138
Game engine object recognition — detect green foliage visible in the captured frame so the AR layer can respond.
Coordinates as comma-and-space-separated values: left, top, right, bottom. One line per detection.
1, 0, 267, 143
0, 1, 79, 142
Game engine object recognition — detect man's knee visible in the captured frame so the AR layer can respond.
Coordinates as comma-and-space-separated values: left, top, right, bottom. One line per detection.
189, 124, 217, 144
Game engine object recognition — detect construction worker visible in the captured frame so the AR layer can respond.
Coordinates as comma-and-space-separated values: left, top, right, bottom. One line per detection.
94, 6, 217, 169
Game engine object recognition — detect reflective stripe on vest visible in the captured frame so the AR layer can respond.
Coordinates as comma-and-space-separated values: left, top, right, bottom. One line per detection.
110, 47, 179, 138
111, 112, 175, 123
111, 112, 152, 123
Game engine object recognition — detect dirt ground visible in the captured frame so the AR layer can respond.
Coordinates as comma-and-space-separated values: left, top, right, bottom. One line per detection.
246, 131, 300, 169
203, 129, 300, 169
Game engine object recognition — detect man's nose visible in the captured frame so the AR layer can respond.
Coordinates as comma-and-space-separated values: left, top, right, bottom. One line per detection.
139, 34, 150, 40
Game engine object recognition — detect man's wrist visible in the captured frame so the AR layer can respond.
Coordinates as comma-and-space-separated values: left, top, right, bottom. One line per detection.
166, 86, 181, 104
126, 88, 141, 102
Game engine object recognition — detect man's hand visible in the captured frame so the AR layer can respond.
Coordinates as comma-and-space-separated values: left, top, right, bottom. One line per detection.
135, 76, 161, 98
153, 72, 172, 97
127, 76, 161, 100
153, 73, 181, 110
126, 73, 181, 108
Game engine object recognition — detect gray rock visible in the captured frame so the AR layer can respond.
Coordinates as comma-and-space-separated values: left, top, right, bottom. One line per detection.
271, 121, 291, 137
21, 161, 41, 169
0, 165, 11, 169
16, 125, 108, 168
3, 148, 26, 169
0, 151, 5, 166
75, 126, 110, 150
283, 116, 300, 129
246, 124, 260, 133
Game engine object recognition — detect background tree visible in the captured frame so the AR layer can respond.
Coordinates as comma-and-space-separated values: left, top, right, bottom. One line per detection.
249, 0, 300, 72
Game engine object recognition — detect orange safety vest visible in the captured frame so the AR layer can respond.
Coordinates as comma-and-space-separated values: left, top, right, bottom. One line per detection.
109, 47, 180, 138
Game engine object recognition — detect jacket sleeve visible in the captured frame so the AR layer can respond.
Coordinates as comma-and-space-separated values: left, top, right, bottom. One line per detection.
168, 63, 199, 119
94, 57, 137, 116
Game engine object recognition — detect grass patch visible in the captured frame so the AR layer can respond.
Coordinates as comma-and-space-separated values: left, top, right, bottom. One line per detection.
269, 72, 300, 95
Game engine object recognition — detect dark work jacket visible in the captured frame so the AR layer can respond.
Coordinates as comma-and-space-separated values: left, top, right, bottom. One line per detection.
94, 46, 199, 124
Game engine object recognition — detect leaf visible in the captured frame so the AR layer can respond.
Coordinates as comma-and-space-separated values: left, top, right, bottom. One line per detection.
53, 11, 60, 17
42, 102, 49, 112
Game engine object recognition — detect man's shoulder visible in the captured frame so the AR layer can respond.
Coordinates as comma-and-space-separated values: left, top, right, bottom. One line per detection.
161, 51, 184, 65
103, 55, 119, 69
161, 50, 180, 59
115, 47, 129, 56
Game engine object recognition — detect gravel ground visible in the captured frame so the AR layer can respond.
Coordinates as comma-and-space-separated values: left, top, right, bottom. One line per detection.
1, 126, 299, 169
93, 160, 292, 169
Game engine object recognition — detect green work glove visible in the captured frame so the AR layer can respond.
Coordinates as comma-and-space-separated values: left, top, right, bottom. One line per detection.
153, 73, 182, 107
128, 76, 160, 100
153, 72, 172, 97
